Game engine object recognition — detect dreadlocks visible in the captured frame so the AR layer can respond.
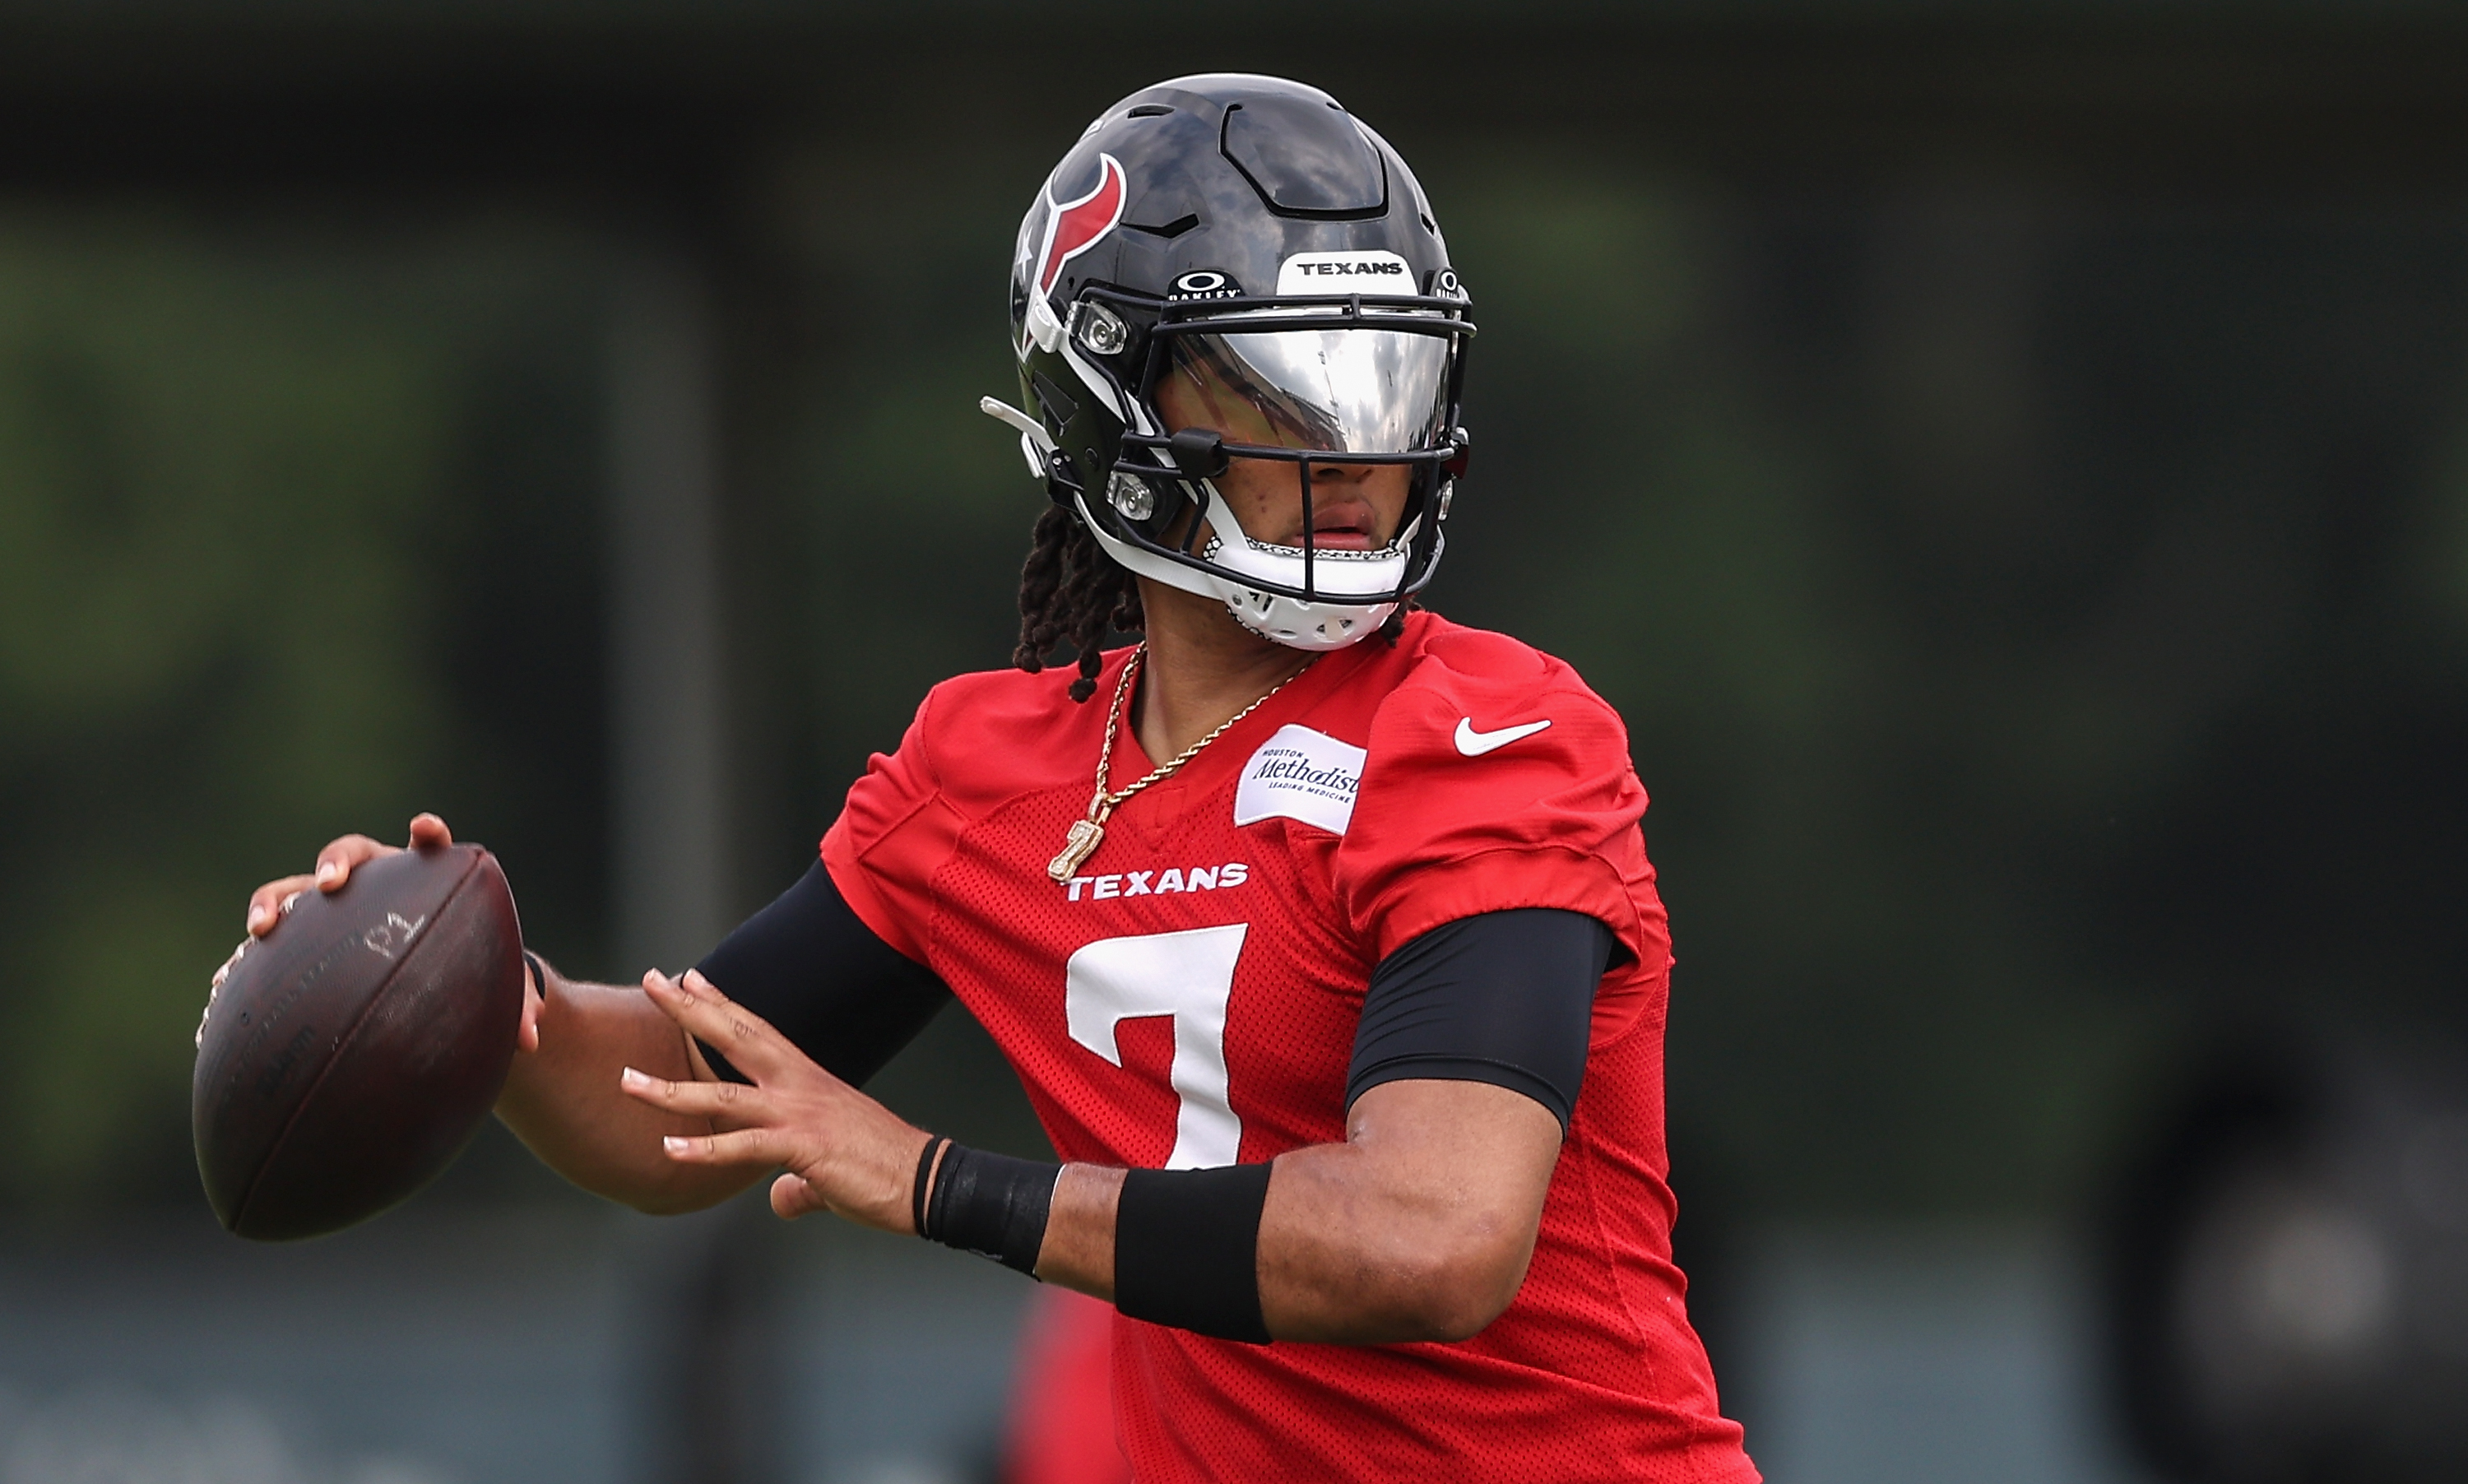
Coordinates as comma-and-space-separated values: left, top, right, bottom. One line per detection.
1014, 504, 1144, 702
1012, 506, 1411, 701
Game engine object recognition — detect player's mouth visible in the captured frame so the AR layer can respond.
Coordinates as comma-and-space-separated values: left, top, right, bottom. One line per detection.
1302, 498, 1381, 551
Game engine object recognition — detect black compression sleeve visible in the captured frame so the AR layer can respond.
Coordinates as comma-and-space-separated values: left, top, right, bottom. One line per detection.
1116, 1163, 1274, 1344
692, 858, 953, 1086
1345, 908, 1614, 1129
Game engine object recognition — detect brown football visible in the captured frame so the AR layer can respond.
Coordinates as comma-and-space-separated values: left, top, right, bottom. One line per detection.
193, 842, 525, 1241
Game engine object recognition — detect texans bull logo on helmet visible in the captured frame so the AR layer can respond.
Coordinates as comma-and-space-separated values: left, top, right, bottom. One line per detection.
1021, 154, 1128, 346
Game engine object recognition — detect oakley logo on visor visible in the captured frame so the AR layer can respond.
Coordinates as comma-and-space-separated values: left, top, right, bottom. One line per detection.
1170, 270, 1244, 299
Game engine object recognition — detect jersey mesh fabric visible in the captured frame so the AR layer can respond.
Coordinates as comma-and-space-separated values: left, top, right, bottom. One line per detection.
823, 612, 1757, 1484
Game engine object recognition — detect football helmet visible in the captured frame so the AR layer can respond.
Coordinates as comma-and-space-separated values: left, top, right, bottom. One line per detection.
984, 74, 1474, 651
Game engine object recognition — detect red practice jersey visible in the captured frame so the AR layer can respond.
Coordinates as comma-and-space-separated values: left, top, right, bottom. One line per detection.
824, 611, 1757, 1483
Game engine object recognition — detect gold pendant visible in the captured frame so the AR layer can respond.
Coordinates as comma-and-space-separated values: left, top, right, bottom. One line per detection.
1049, 817, 1106, 882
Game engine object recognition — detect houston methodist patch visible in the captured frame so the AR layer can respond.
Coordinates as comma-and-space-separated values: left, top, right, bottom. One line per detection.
1234, 724, 1367, 835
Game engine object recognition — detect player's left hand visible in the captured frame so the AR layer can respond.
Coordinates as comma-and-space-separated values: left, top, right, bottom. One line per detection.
620, 969, 932, 1232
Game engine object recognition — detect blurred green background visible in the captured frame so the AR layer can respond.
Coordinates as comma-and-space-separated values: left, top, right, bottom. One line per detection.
0, 222, 612, 1205
2, 5, 2466, 1250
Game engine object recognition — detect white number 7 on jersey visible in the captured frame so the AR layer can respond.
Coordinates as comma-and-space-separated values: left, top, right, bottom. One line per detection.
1064, 923, 1248, 1169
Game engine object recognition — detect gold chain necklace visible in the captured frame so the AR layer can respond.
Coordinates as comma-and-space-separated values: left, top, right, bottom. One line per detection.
1046, 644, 1314, 883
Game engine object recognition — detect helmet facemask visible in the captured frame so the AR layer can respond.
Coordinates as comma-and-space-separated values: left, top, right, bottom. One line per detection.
987, 77, 1477, 655
1079, 287, 1473, 650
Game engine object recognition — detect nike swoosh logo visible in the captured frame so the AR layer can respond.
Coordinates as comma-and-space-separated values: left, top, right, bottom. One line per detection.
1454, 716, 1552, 756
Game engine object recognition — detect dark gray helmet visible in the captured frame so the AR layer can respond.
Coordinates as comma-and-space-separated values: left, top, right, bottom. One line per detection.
983, 73, 1473, 651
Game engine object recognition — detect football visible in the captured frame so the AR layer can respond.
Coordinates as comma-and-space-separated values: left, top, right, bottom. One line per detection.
193, 842, 526, 1241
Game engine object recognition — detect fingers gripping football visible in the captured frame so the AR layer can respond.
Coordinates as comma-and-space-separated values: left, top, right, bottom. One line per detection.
245, 814, 455, 937
624, 970, 929, 1233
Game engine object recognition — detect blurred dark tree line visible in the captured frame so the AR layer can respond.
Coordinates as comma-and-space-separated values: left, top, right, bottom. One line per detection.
2, 95, 2466, 1227
756, 125, 2468, 1221
0, 220, 611, 1205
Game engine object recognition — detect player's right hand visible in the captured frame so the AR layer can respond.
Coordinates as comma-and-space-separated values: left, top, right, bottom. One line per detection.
242, 813, 544, 1052
244, 813, 457, 939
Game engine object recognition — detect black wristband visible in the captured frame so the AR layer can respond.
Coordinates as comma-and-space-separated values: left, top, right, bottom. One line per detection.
912, 1136, 949, 1239
1115, 1163, 1273, 1344
920, 1142, 1059, 1277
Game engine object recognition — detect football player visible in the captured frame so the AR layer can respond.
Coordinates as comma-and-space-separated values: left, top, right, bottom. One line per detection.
247, 74, 1757, 1482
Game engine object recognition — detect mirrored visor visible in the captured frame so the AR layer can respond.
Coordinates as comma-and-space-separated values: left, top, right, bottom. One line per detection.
1163, 325, 1450, 457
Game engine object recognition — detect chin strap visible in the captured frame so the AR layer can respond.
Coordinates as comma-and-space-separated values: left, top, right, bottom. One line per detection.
980, 397, 1060, 485
977, 396, 1053, 453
